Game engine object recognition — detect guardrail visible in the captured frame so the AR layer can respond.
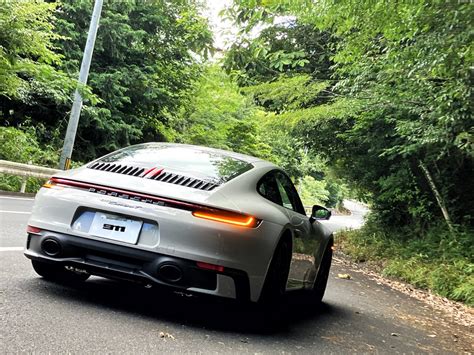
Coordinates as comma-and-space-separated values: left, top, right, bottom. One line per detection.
0, 160, 60, 193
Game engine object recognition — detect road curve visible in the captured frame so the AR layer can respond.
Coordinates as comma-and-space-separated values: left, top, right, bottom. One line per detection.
0, 195, 472, 353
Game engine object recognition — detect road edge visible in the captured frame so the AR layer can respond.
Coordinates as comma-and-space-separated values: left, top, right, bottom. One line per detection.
0, 190, 36, 198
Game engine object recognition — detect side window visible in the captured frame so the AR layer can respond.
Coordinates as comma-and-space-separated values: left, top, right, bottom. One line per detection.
257, 173, 282, 206
275, 171, 306, 215
258, 170, 306, 216
276, 179, 293, 210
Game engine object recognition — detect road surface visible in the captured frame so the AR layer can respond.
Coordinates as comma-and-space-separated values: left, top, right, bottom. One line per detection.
1, 195, 472, 353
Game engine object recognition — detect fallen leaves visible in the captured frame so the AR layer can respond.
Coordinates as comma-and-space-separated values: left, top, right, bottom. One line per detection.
337, 273, 352, 280
159, 332, 175, 340
333, 254, 474, 328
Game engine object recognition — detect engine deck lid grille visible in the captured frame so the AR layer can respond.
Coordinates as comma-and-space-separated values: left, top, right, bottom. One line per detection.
87, 162, 220, 191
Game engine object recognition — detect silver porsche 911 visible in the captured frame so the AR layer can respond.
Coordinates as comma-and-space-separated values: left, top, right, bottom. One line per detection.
25, 143, 333, 304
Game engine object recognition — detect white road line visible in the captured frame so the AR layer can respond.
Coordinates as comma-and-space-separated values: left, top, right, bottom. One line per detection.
0, 247, 24, 252
0, 196, 34, 201
0, 210, 31, 214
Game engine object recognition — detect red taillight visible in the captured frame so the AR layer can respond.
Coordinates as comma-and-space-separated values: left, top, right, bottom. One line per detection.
27, 225, 42, 234
196, 261, 224, 273
192, 209, 258, 228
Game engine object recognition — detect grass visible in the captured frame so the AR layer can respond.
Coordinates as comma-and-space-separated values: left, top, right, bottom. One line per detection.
335, 219, 474, 306
0, 174, 45, 193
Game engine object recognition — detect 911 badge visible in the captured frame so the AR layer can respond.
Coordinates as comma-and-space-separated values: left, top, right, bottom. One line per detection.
89, 212, 143, 244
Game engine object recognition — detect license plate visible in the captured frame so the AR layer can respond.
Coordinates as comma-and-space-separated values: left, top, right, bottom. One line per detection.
89, 212, 143, 244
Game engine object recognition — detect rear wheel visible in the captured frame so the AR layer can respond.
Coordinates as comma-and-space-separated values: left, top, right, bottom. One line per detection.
259, 236, 292, 306
32, 260, 90, 283
311, 244, 333, 304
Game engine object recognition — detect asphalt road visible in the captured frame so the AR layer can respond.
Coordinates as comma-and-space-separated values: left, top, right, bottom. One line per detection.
1, 196, 472, 353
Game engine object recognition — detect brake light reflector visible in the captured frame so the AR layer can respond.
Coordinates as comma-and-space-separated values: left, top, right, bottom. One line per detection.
196, 262, 224, 273
192, 210, 258, 228
27, 225, 42, 234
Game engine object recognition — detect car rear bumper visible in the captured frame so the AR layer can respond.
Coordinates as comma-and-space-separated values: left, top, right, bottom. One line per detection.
24, 230, 251, 301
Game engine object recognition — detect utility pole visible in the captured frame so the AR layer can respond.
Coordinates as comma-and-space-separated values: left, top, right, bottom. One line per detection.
59, 0, 103, 170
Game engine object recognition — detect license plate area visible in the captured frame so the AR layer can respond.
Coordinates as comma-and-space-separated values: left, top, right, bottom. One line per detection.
89, 212, 143, 244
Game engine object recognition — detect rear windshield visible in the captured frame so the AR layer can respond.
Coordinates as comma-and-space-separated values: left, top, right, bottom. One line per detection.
98, 144, 253, 183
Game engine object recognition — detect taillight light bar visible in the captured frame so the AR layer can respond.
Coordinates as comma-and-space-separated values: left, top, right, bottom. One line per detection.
43, 177, 260, 228
192, 210, 258, 228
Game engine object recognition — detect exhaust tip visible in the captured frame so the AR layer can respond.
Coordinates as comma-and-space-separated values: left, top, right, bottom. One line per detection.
158, 264, 182, 283
41, 238, 62, 257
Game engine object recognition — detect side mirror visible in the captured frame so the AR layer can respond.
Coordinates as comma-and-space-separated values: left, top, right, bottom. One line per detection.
310, 205, 331, 222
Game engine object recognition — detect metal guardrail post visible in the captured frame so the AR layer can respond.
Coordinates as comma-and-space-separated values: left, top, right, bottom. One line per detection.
20, 177, 27, 193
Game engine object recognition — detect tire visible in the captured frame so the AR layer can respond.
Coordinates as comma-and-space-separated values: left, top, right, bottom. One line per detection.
311, 244, 333, 304
32, 260, 90, 283
259, 237, 292, 306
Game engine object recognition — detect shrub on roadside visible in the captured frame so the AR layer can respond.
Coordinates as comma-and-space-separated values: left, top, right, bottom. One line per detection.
0, 127, 59, 193
336, 218, 474, 306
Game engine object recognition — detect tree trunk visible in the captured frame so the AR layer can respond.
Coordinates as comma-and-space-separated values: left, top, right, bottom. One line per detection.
419, 160, 455, 235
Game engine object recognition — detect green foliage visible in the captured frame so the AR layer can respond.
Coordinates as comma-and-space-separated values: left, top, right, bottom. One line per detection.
228, 0, 474, 229
0, 126, 58, 192
0, 126, 58, 166
54, 0, 213, 161
242, 74, 329, 113
292, 0, 474, 227
294, 237, 317, 256
295, 0, 473, 156
0, 1, 74, 100
175, 65, 270, 157
2, 0, 213, 163
223, 15, 333, 86
337, 219, 474, 305
299, 176, 329, 207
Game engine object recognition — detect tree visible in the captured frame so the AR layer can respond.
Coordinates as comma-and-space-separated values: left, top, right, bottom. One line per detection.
222, 10, 345, 204
175, 65, 271, 157
223, 21, 333, 86
0, 2, 74, 113
226, 0, 474, 229
2, 0, 213, 162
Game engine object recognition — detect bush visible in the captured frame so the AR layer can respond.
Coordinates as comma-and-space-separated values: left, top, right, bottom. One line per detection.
294, 237, 318, 256
0, 127, 59, 193
336, 218, 474, 306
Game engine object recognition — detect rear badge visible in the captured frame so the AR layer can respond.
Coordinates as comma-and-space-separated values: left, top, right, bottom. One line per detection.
90, 212, 142, 244
103, 223, 126, 232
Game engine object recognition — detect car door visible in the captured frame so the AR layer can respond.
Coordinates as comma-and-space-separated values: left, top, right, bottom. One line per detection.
272, 171, 325, 289
257, 170, 325, 289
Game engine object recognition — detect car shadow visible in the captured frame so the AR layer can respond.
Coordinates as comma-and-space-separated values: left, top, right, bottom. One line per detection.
28, 276, 349, 335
